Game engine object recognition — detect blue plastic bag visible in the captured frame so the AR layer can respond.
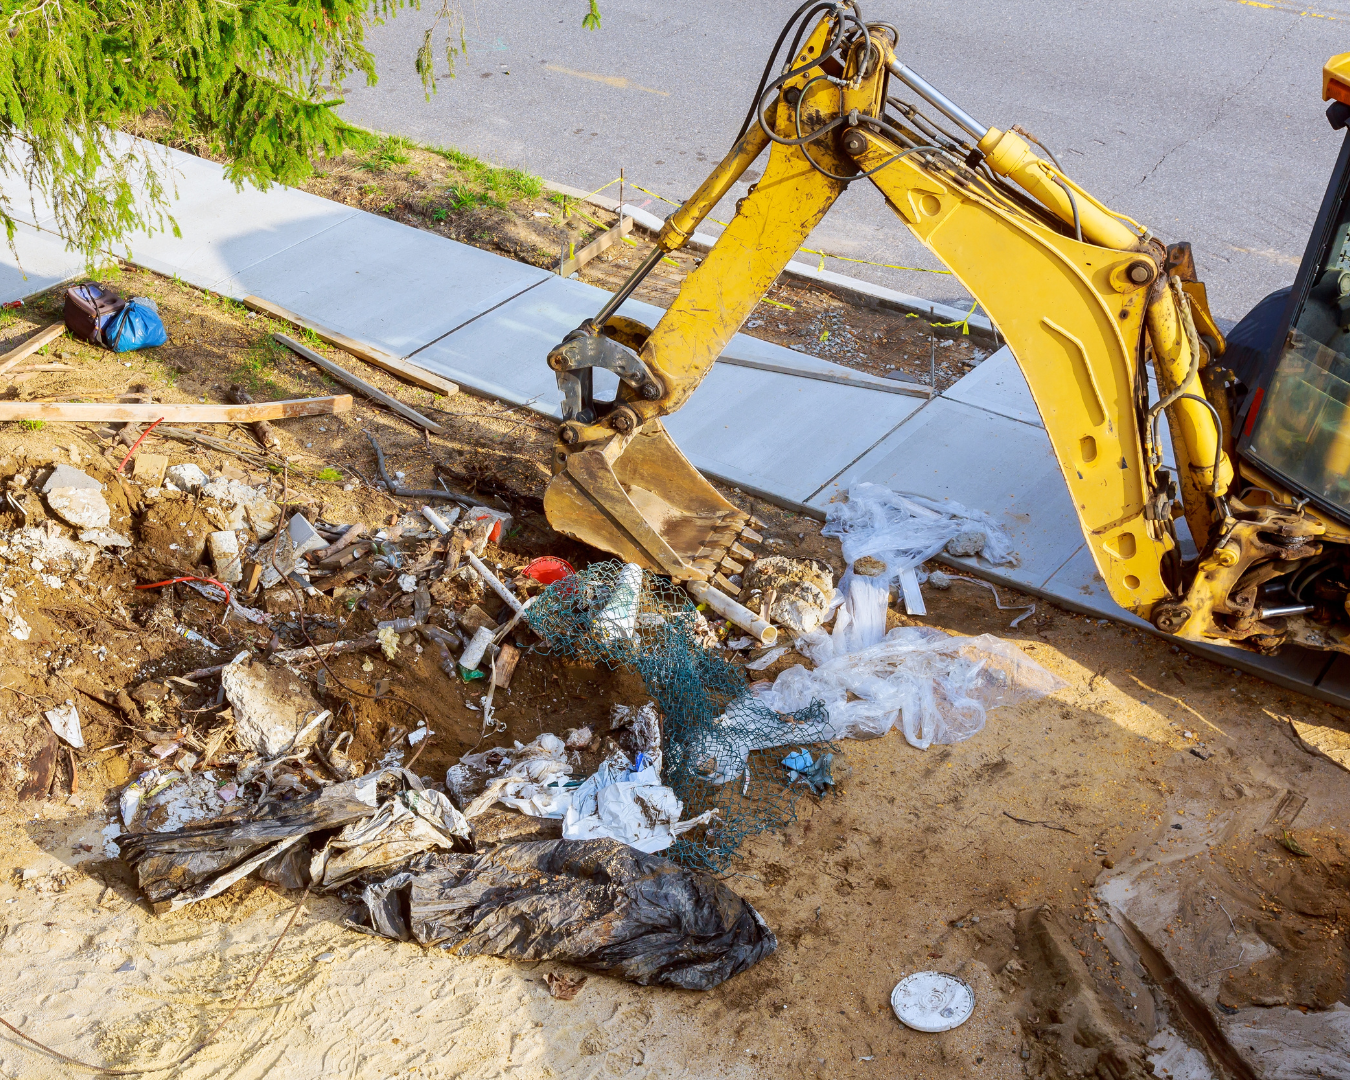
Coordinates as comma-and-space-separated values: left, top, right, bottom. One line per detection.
103, 297, 167, 353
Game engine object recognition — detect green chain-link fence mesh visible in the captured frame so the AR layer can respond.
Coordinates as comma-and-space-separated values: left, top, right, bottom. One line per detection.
525, 560, 833, 872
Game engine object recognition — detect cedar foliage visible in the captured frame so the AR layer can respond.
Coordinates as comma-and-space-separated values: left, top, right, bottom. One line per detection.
0, 1, 598, 264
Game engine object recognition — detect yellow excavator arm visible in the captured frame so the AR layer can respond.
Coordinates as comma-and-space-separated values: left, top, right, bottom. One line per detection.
544, 4, 1325, 652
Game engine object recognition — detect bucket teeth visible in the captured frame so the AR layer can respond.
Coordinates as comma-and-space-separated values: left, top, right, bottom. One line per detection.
729, 541, 755, 561
713, 573, 738, 594
739, 527, 763, 545
720, 556, 744, 575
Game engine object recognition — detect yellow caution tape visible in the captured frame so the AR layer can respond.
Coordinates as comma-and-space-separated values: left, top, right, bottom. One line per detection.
929, 301, 980, 335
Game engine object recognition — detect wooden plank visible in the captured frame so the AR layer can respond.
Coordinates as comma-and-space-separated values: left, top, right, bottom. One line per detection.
243, 295, 459, 397
561, 217, 634, 278
0, 322, 66, 377
0, 395, 352, 424
273, 333, 445, 435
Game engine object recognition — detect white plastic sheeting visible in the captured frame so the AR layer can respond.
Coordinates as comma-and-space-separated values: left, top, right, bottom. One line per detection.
562, 755, 716, 854
757, 625, 1065, 749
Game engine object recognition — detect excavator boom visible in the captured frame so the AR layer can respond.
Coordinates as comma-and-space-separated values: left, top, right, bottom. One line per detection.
544, 2, 1328, 653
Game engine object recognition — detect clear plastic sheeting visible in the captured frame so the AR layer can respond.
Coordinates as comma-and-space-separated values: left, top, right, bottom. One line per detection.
822, 483, 1020, 584
757, 625, 1065, 750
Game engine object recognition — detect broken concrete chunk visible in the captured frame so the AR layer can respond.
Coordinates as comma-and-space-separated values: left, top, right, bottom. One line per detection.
739, 556, 833, 634
40, 465, 110, 530
40, 464, 100, 495
164, 463, 208, 494
945, 530, 987, 558
220, 652, 325, 758
208, 530, 243, 583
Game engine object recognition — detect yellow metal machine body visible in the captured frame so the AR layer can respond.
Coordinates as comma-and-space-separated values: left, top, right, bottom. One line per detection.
544, 5, 1338, 655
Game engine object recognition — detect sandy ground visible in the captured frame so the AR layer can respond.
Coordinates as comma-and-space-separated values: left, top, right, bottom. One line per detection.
0, 186, 1342, 1080
1, 576, 1347, 1078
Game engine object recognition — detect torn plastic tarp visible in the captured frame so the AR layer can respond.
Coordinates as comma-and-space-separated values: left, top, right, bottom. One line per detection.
561, 754, 716, 854
457, 733, 574, 818
117, 770, 468, 911
309, 787, 471, 889
347, 838, 776, 990
454, 733, 714, 854
759, 624, 1066, 749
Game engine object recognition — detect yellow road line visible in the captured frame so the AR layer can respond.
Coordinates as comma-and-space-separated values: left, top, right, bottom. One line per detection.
545, 65, 670, 96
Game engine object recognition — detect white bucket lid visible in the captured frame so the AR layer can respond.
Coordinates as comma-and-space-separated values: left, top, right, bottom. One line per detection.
890, 971, 975, 1032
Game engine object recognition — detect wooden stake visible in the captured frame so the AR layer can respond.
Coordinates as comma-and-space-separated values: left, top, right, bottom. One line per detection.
242, 296, 458, 396
560, 217, 635, 278
492, 642, 521, 688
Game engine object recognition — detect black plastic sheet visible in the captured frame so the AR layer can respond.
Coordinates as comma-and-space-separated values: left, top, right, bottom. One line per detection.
348, 838, 776, 990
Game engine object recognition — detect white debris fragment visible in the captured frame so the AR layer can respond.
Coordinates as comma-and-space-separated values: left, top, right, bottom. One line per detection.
398, 573, 417, 593
164, 463, 209, 494
44, 701, 84, 748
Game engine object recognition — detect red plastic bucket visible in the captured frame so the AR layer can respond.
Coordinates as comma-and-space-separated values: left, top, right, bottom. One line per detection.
521, 556, 575, 585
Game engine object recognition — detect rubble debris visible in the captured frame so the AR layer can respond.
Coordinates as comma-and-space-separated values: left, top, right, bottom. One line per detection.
459, 733, 573, 817
346, 838, 777, 990
118, 773, 382, 911
220, 652, 327, 758
40, 464, 110, 529
526, 561, 830, 871
821, 484, 1019, 610
365, 432, 481, 503
208, 530, 243, 583
562, 753, 716, 853
781, 748, 837, 795
131, 453, 169, 486
164, 463, 208, 494
739, 556, 833, 634
544, 972, 588, 1000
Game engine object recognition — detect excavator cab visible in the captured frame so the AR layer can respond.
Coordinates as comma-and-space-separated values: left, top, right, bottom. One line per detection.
1238, 66, 1350, 528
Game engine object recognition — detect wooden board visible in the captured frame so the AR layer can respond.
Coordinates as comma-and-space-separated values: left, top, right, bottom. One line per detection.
272, 333, 445, 435
243, 295, 459, 397
0, 322, 66, 377
0, 395, 352, 424
561, 217, 634, 278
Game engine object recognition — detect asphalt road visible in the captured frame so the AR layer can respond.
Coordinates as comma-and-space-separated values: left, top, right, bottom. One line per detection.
338, 0, 1349, 325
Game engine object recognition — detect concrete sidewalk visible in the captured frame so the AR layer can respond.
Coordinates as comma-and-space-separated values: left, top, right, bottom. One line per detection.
2, 140, 1343, 706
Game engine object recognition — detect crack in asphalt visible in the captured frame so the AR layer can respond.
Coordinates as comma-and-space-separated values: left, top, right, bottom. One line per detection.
1139, 16, 1302, 185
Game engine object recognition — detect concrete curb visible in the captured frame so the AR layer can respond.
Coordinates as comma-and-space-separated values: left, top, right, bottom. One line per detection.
543, 179, 997, 345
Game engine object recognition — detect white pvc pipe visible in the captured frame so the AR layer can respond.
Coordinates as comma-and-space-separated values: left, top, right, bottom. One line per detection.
687, 580, 778, 645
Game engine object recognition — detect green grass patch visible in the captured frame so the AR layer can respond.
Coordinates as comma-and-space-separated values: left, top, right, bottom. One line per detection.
358, 135, 414, 172
427, 145, 542, 210
20, 419, 43, 430
314, 466, 343, 483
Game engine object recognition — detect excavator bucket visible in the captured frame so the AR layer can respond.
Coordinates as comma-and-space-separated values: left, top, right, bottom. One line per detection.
544, 420, 761, 587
